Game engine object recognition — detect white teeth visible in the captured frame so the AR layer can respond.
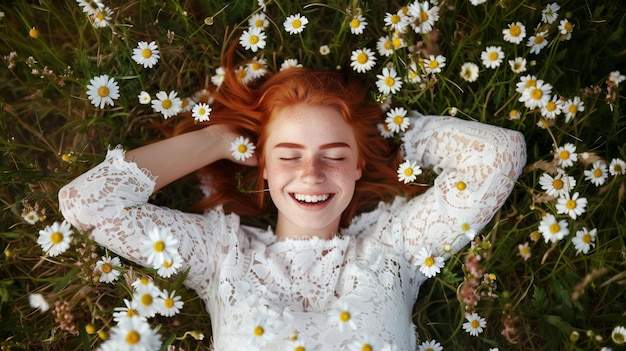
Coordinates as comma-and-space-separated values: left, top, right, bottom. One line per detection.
293, 193, 330, 203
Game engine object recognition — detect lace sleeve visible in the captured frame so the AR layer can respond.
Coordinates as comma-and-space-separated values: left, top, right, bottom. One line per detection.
57, 147, 233, 292
393, 114, 526, 257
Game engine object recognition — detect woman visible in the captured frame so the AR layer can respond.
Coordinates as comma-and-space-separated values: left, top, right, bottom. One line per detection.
59, 60, 526, 350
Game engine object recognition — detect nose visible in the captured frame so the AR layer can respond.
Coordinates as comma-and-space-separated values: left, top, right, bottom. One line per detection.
300, 157, 325, 183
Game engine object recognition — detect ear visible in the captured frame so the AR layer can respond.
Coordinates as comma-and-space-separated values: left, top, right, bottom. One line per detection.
355, 159, 364, 181
263, 166, 268, 180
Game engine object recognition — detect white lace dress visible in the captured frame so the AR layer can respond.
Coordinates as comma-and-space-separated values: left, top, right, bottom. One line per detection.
58, 114, 526, 351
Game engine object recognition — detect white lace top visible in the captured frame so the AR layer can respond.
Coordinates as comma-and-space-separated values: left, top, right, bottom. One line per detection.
58, 115, 526, 350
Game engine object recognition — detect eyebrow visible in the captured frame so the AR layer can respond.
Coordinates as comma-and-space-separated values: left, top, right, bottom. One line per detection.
273, 142, 352, 150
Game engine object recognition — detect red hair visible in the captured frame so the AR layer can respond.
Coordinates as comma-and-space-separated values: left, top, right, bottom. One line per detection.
166, 49, 423, 227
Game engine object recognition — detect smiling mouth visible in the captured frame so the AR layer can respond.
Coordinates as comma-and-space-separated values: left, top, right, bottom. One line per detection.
291, 193, 333, 204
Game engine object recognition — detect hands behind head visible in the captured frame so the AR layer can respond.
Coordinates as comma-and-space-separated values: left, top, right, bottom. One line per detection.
209, 124, 259, 167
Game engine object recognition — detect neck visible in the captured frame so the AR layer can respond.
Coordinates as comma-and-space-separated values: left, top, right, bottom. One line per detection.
275, 215, 340, 241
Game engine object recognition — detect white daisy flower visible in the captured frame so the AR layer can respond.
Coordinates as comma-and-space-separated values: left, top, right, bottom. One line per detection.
460, 62, 479, 82
538, 213, 570, 243
384, 11, 409, 32
611, 325, 626, 345
22, 210, 39, 225
239, 27, 267, 53
481, 46, 504, 69
246, 58, 268, 80
508, 56, 527, 74
137, 91, 151, 105
555, 142, 578, 168
558, 19, 574, 40
424, 54, 446, 74
86, 74, 119, 109
608, 71, 626, 85
418, 340, 443, 351
133, 282, 163, 318
518, 242, 532, 261
95, 255, 122, 284
192, 102, 212, 122
584, 161, 608, 186
132, 41, 160, 68
319, 45, 330, 55
408, 1, 439, 34
350, 48, 377, 73
211, 66, 226, 88
540, 95, 563, 119
562, 96, 584, 123
348, 336, 382, 351
91, 6, 112, 28
539, 172, 576, 197
459, 220, 477, 240
156, 253, 183, 278
245, 309, 281, 347
180, 97, 195, 112
527, 30, 549, 55
556, 192, 587, 220
385, 107, 410, 133
502, 22, 526, 44
541, 2, 560, 24
406, 61, 423, 84
376, 35, 395, 57
349, 15, 367, 35
397, 159, 421, 184
609, 158, 626, 176
142, 226, 180, 269
377, 123, 395, 138
516, 74, 537, 94
76, 0, 104, 16
29, 293, 50, 312
280, 58, 302, 71
463, 312, 487, 336
37, 220, 73, 257
283, 13, 308, 35
158, 289, 184, 317
329, 302, 358, 332
152, 90, 182, 119
234, 65, 254, 85
376, 67, 403, 95
113, 298, 145, 322
414, 247, 444, 278
248, 12, 269, 29
230, 136, 256, 161
108, 316, 162, 351
572, 227, 597, 255
519, 79, 552, 109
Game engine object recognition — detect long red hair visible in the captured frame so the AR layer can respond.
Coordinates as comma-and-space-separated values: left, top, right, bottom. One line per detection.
166, 48, 423, 228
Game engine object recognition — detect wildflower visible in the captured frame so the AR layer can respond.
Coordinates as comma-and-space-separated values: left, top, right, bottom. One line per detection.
29, 293, 50, 312
397, 160, 421, 184
131, 41, 160, 68
459, 220, 477, 240
462, 312, 487, 336
113, 299, 145, 323
563, 96, 585, 122
527, 30, 549, 55
248, 12, 269, 29
611, 326, 626, 344
509, 57, 527, 74
91, 6, 112, 28
376, 36, 395, 57
424, 55, 446, 74
376, 67, 403, 95
180, 97, 195, 112
133, 283, 162, 318
107, 316, 162, 351
230, 136, 256, 161
539, 172, 576, 197
555, 142, 578, 168
509, 109, 521, 120
152, 90, 182, 119
280, 58, 302, 71
22, 210, 39, 225
385, 107, 410, 133
137, 91, 151, 105
37, 220, 73, 257
414, 247, 444, 278
319, 45, 330, 55
584, 161, 608, 186
541, 2, 560, 24
76, 0, 104, 16
348, 336, 381, 351
481, 46, 504, 69
156, 253, 182, 278
408, 1, 439, 34
239, 27, 267, 53
378, 123, 395, 138
349, 15, 367, 35
519, 79, 552, 109
518, 242, 531, 261
608, 71, 625, 85
158, 289, 183, 317
86, 74, 119, 109
142, 227, 179, 269
29, 27, 39, 38
502, 22, 526, 44
558, 19, 574, 40
556, 192, 587, 220
541, 95, 563, 119
95, 255, 122, 283
470, 0, 487, 5
283, 13, 308, 35
460, 62, 479, 82
418, 340, 443, 351
538, 213, 570, 243
516, 74, 537, 94
609, 158, 626, 176
384, 11, 409, 32
329, 302, 358, 332
211, 66, 226, 88
192, 102, 211, 122
406, 61, 423, 84
572, 227, 597, 255
350, 48, 377, 73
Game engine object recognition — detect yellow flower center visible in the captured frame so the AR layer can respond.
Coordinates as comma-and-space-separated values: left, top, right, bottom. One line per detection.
593, 168, 602, 178
520, 246, 531, 256
339, 311, 351, 322
127, 309, 139, 317
50, 232, 64, 244
164, 298, 174, 309
350, 18, 361, 29
534, 35, 545, 44
564, 22, 573, 32
295, 347, 306, 351
100, 262, 112, 274
546, 101, 557, 111
471, 320, 480, 328
153, 241, 165, 252
238, 69, 248, 79
141, 48, 152, 58
559, 150, 570, 161
525, 79, 537, 89
404, 168, 414, 177
362, 344, 373, 351
549, 223, 561, 234
98, 86, 110, 97
420, 11, 429, 22
553, 179, 564, 190
125, 331, 140, 345
385, 76, 395, 87
29, 27, 39, 38
530, 230, 541, 241
140, 294, 153, 306
357, 52, 368, 64
391, 14, 401, 24
85, 324, 96, 334
565, 199, 577, 210
238, 144, 248, 153
509, 25, 521, 37
255, 19, 264, 28
292, 19, 302, 29
392, 37, 402, 48
162, 99, 172, 109
198, 107, 206, 115
456, 181, 467, 190
428, 60, 439, 69
249, 35, 259, 44
582, 233, 592, 244
251, 62, 261, 70
96, 11, 105, 21
384, 41, 393, 50
531, 88, 543, 100
253, 326, 264, 337
140, 277, 150, 285
488, 51, 499, 61
393, 115, 404, 126
568, 104, 578, 114
424, 256, 435, 267
461, 223, 471, 232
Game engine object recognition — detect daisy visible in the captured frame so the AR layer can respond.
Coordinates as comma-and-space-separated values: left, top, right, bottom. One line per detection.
502, 22, 526, 44
397, 159, 421, 184
376, 67, 403, 95
108, 316, 162, 351
408, 1, 439, 34
558, 19, 574, 40
414, 247, 444, 278
384, 11, 409, 32
562, 96, 584, 122
572, 227, 597, 255
540, 95, 563, 119
280, 58, 302, 71
527, 30, 549, 55
509, 109, 522, 120
239, 27, 266, 53
211, 66, 226, 88
37, 220, 73, 257
76, 0, 104, 16
230, 136, 256, 161
481, 46, 504, 69
133, 283, 163, 318
350, 48, 377, 73
377, 123, 395, 138
424, 55, 446, 74
508, 57, 527, 74
541, 2, 560, 24
91, 6, 112, 28
349, 15, 367, 35
516, 74, 537, 94
418, 340, 443, 351
470, 0, 487, 5
192, 102, 211, 122
584, 161, 608, 186
329, 302, 358, 332
609, 158, 626, 176
519, 79, 552, 109
283, 13, 308, 35
142, 226, 179, 269
608, 71, 626, 85
137, 91, 151, 105
376, 36, 395, 57
611, 325, 626, 344
158, 289, 183, 317
459, 220, 477, 240
86, 74, 119, 109
385, 107, 410, 133
132, 41, 160, 68
554, 142, 578, 168
348, 336, 381, 351
319, 45, 330, 55
406, 61, 423, 84
95, 255, 122, 284
459, 62, 479, 82
152, 90, 182, 119
539, 172, 576, 197
538, 213, 570, 243
556, 192, 587, 220
156, 253, 183, 278
234, 65, 254, 84
29, 293, 50, 312
518, 242, 532, 261
22, 210, 39, 225
248, 12, 269, 29
462, 312, 487, 336
180, 97, 195, 112
113, 298, 145, 322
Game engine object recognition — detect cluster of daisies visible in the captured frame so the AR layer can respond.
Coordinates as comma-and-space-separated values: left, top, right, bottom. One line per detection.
76, 0, 113, 28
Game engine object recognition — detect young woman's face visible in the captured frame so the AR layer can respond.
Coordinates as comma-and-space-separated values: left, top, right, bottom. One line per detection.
263, 103, 362, 240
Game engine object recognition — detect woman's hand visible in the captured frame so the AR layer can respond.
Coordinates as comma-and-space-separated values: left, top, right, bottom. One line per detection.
207, 124, 259, 167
